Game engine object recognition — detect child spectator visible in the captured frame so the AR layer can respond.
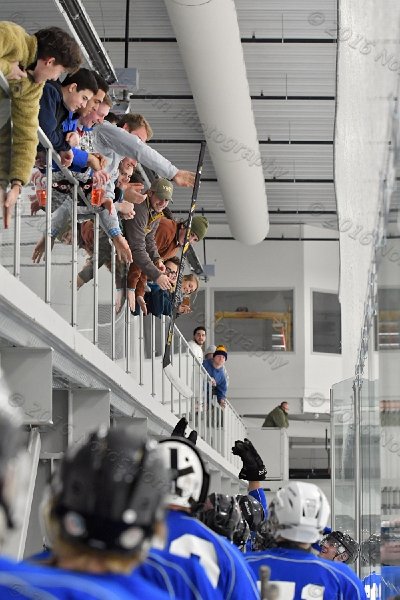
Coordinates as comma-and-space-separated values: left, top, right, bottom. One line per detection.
0, 22, 82, 227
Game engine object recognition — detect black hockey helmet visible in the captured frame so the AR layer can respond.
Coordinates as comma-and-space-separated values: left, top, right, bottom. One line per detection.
321, 530, 360, 564
237, 494, 265, 531
253, 519, 277, 552
232, 516, 251, 549
197, 493, 241, 540
50, 427, 170, 554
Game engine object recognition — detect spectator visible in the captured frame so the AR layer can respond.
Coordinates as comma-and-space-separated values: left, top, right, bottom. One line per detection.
91, 113, 195, 200
135, 256, 180, 317
205, 344, 217, 360
122, 177, 174, 312
0, 23, 82, 227
203, 345, 229, 408
134, 214, 209, 300
38, 68, 99, 166
262, 401, 289, 428
32, 95, 133, 265
76, 156, 138, 289
181, 273, 199, 296
188, 326, 206, 363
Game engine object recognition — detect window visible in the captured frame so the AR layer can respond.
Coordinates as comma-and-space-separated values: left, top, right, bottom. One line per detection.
375, 287, 400, 350
312, 291, 341, 354
213, 290, 293, 352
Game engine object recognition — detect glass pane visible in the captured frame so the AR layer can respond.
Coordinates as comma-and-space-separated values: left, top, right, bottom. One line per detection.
332, 378, 356, 539
378, 221, 400, 573
313, 291, 341, 354
214, 289, 293, 352
360, 379, 381, 580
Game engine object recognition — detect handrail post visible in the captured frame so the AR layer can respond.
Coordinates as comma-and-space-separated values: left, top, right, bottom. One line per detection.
13, 196, 21, 279
110, 243, 116, 360
93, 213, 99, 346
71, 183, 78, 327
44, 148, 53, 304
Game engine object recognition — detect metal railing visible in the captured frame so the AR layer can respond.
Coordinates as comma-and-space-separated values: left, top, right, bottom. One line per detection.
0, 72, 246, 468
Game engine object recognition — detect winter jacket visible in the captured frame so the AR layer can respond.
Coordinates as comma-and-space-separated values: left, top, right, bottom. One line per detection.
202, 358, 228, 404
91, 121, 178, 201
135, 217, 181, 297
262, 405, 289, 428
38, 80, 70, 152
0, 22, 44, 184
122, 198, 164, 289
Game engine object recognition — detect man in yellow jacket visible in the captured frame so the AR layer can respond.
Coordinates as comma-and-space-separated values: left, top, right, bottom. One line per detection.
0, 21, 82, 227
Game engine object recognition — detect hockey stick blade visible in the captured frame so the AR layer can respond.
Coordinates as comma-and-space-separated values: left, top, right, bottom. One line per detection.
163, 363, 193, 398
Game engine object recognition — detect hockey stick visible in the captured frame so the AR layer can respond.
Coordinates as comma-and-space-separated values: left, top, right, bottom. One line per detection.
163, 141, 206, 379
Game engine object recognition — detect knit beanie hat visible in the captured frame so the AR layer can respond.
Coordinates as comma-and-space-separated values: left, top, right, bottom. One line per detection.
190, 216, 209, 241
205, 345, 216, 356
214, 345, 228, 361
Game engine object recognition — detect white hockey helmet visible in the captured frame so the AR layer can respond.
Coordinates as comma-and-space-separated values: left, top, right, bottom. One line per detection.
268, 481, 330, 544
158, 437, 209, 510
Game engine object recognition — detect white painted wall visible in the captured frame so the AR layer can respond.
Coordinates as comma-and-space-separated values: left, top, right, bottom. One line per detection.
202, 238, 342, 417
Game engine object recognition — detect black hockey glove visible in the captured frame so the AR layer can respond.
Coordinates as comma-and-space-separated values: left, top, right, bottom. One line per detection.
171, 417, 198, 445
232, 438, 267, 481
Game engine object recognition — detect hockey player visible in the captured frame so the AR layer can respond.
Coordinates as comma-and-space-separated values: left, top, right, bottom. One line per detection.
233, 515, 251, 551
319, 530, 360, 564
196, 493, 242, 541
232, 438, 268, 551
137, 547, 218, 600
25, 426, 173, 599
245, 481, 367, 599
158, 436, 259, 600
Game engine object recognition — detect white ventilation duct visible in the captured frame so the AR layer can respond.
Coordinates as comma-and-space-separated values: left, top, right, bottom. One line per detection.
163, 0, 269, 245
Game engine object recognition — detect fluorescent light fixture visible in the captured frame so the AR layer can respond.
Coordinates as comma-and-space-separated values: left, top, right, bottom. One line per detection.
54, 0, 117, 84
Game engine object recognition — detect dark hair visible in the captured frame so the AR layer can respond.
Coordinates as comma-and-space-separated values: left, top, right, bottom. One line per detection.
93, 72, 109, 93
104, 111, 119, 124
165, 256, 180, 268
35, 27, 82, 72
62, 68, 98, 94
193, 326, 206, 336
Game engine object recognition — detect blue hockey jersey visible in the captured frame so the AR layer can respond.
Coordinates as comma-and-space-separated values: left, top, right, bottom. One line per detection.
381, 565, 400, 599
363, 571, 381, 599
137, 547, 221, 600
7, 553, 170, 599
164, 509, 259, 600
245, 546, 367, 599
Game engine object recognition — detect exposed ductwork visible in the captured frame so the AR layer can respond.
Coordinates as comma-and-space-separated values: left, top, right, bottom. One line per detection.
163, 0, 269, 245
